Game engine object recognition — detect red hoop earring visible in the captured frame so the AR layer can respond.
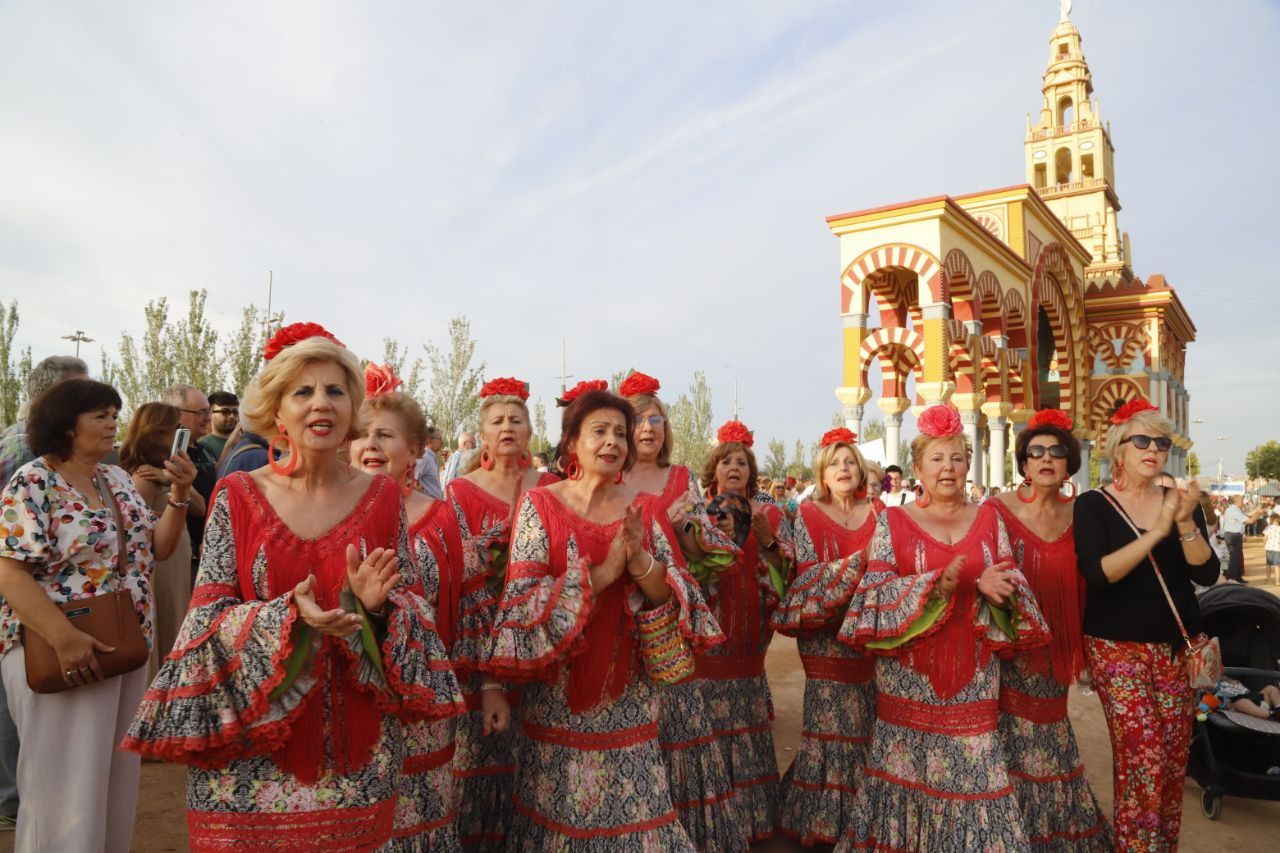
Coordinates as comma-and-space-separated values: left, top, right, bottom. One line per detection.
1057, 480, 1077, 503
915, 487, 931, 508
480, 446, 495, 471
615, 469, 624, 485
567, 455, 582, 481
518, 450, 532, 469
1016, 478, 1036, 504
853, 484, 868, 500
269, 428, 298, 477
401, 470, 419, 498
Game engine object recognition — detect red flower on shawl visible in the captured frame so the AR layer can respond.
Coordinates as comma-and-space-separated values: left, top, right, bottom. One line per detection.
820, 427, 858, 447
558, 379, 608, 407
1028, 408, 1073, 432
364, 363, 403, 398
263, 322, 344, 361
1110, 399, 1158, 425
480, 377, 531, 400
618, 371, 661, 398
917, 403, 962, 437
716, 420, 754, 448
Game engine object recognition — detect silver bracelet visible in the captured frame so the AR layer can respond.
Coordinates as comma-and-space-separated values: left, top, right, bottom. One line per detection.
1179, 529, 1198, 542
481, 681, 504, 692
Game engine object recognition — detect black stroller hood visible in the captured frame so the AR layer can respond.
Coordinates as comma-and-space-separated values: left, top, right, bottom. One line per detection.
1197, 585, 1280, 670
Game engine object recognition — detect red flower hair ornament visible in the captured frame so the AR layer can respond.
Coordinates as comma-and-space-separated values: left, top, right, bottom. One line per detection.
716, 420, 754, 448
618, 371, 661, 398
262, 322, 344, 361
917, 403, 963, 438
557, 379, 608, 407
1110, 399, 1158, 426
480, 377, 530, 401
820, 427, 858, 448
1028, 408, 1073, 432
364, 363, 403, 398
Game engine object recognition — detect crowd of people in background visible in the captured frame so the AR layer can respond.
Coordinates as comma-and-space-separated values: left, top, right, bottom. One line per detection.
0, 324, 1261, 852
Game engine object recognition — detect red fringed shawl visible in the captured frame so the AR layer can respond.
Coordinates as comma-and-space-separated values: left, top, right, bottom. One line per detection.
877, 505, 1004, 701
226, 473, 401, 784
990, 500, 1085, 686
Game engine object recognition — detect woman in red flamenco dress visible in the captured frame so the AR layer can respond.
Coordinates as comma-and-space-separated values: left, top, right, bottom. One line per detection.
770, 428, 882, 846
124, 325, 462, 852
837, 403, 1048, 852
987, 408, 1110, 851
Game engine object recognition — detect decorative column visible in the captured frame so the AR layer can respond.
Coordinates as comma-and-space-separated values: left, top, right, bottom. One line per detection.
878, 396, 911, 469
959, 407, 984, 487
1075, 439, 1091, 490
981, 401, 1012, 490
988, 416, 1009, 489
836, 385, 872, 441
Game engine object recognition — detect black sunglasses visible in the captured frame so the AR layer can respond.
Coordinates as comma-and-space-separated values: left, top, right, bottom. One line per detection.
1121, 434, 1173, 452
1026, 444, 1068, 459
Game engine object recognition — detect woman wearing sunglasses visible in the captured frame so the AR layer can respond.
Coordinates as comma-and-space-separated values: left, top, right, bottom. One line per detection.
989, 409, 1110, 849
1073, 399, 1218, 851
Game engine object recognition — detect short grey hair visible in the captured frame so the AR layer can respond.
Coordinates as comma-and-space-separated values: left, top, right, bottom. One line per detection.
19, 355, 90, 419
26, 356, 89, 398
163, 383, 204, 407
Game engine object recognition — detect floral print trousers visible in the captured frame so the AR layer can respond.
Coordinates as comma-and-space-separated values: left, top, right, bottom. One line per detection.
1085, 637, 1193, 852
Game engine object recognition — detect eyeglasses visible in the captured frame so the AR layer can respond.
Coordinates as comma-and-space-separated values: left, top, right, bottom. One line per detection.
1121, 434, 1173, 452
634, 414, 666, 428
180, 408, 212, 419
211, 407, 239, 416
1025, 444, 1068, 459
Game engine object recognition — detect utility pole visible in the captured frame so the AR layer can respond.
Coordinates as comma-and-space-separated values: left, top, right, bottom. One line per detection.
731, 379, 742, 420
61, 330, 94, 358
557, 339, 574, 394
263, 271, 275, 338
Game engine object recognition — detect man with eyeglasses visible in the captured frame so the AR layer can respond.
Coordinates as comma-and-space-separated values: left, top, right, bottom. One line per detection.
163, 384, 217, 567
1220, 494, 1265, 583
199, 391, 239, 460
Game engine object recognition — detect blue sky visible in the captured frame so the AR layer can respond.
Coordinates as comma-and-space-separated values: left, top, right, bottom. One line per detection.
2, 0, 1276, 475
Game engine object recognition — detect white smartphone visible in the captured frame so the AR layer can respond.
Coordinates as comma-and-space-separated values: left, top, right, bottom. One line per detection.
171, 427, 191, 458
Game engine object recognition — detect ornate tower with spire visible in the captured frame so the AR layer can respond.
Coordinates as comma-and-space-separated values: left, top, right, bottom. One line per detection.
1025, 0, 1129, 284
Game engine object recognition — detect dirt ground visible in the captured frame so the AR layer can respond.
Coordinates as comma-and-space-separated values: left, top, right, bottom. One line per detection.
3, 542, 1275, 852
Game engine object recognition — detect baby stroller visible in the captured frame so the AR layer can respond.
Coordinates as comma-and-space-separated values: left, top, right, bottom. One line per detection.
1186, 584, 1280, 819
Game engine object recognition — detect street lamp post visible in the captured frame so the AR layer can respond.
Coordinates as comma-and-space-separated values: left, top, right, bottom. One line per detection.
61, 330, 94, 358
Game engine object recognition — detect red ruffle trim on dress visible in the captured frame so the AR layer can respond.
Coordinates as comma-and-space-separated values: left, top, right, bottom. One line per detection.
837, 565, 950, 653
771, 554, 862, 636
354, 587, 464, 722
653, 562, 725, 655
971, 570, 1051, 660
121, 596, 311, 768
484, 556, 594, 681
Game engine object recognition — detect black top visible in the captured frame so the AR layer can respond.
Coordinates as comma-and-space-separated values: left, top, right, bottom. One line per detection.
1074, 488, 1219, 644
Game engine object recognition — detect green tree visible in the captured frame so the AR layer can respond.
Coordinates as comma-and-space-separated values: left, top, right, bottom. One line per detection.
168, 290, 223, 395
786, 439, 812, 479
423, 316, 485, 441
763, 438, 787, 479
863, 419, 885, 441
1245, 441, 1280, 481
381, 338, 425, 402
222, 305, 283, 397
0, 301, 32, 428
530, 398, 553, 455
103, 297, 176, 417
1187, 451, 1200, 478
668, 371, 714, 474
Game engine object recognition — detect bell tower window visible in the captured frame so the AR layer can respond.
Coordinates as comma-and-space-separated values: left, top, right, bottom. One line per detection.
1054, 147, 1073, 185
1081, 153, 1095, 179
1057, 95, 1074, 127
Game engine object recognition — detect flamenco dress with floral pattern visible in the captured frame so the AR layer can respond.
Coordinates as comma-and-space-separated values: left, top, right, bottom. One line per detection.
836, 504, 1050, 852
769, 498, 882, 847
483, 488, 723, 850
663, 499, 792, 843
122, 473, 464, 852
437, 473, 557, 850
637, 466, 749, 851
988, 500, 1111, 851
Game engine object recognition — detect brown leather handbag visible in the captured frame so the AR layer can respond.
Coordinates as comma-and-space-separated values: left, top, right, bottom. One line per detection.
21, 474, 149, 694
